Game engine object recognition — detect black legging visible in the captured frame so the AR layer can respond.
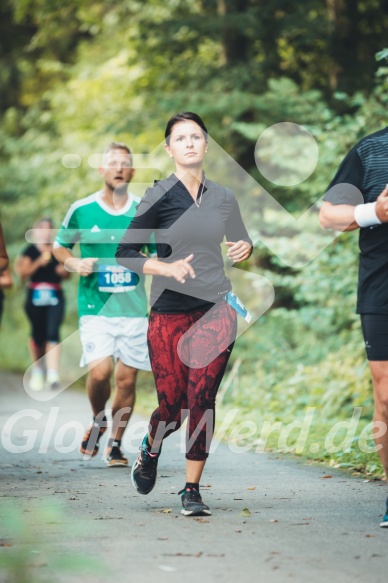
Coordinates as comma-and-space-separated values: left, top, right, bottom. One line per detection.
25, 290, 65, 346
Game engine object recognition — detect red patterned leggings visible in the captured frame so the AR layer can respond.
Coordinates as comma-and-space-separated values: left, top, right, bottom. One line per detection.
147, 301, 237, 461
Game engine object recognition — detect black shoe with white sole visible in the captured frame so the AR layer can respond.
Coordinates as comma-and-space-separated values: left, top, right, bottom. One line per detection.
179, 487, 211, 516
105, 442, 128, 467
131, 434, 161, 494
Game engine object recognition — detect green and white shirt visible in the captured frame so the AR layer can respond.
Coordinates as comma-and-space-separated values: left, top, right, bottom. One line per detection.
55, 191, 156, 318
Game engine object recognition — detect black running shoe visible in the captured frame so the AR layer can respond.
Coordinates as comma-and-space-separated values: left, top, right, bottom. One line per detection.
131, 434, 161, 494
80, 421, 107, 457
179, 487, 211, 516
105, 441, 128, 467
380, 497, 388, 528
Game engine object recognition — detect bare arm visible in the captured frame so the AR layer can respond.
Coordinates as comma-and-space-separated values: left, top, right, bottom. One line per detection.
0, 224, 9, 273
320, 184, 388, 231
0, 258, 8, 273
52, 245, 98, 276
0, 268, 13, 289
319, 201, 359, 231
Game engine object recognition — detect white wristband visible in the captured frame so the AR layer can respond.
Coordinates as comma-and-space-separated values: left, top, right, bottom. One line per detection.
354, 202, 382, 228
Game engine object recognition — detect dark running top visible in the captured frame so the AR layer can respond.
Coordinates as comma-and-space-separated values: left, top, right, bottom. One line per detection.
323, 126, 388, 314
21, 245, 62, 285
116, 174, 252, 313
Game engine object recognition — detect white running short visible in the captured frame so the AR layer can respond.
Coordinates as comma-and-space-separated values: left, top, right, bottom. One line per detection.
79, 315, 151, 370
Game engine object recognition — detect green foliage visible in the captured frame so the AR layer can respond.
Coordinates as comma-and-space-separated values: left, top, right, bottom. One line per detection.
0, 501, 106, 583
376, 48, 388, 61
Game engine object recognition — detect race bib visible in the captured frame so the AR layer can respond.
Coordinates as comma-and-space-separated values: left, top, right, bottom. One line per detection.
224, 291, 252, 323
32, 287, 59, 306
98, 264, 139, 293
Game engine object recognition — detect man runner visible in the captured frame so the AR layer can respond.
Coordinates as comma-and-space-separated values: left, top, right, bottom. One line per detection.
53, 142, 155, 466
319, 126, 388, 527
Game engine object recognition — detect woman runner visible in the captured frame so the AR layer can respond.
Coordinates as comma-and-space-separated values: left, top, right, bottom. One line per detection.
116, 112, 252, 516
16, 217, 70, 390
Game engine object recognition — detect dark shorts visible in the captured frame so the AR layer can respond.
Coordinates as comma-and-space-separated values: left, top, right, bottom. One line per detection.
360, 315, 388, 361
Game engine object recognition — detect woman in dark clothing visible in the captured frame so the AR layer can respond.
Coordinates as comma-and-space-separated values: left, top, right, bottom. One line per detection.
116, 112, 252, 516
15, 217, 70, 391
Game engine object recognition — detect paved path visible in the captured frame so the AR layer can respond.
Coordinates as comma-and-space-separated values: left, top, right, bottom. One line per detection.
0, 372, 387, 583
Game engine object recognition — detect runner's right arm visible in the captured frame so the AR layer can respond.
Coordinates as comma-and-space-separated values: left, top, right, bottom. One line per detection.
320, 185, 388, 231
319, 142, 388, 231
116, 188, 195, 283
319, 202, 360, 231
52, 203, 97, 277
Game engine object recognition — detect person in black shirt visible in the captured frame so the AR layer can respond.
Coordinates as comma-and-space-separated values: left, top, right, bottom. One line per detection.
16, 217, 70, 391
116, 112, 252, 516
319, 126, 388, 527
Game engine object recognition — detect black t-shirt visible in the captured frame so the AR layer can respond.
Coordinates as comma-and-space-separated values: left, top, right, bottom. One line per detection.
323, 126, 388, 314
21, 245, 62, 285
116, 174, 252, 313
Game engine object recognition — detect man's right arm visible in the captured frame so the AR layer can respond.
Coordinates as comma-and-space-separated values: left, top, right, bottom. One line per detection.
53, 206, 98, 276
320, 184, 388, 232
319, 202, 360, 232
319, 144, 363, 232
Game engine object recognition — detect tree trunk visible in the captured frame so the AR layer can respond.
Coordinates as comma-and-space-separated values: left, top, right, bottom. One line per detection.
217, 0, 249, 65
326, 0, 361, 92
